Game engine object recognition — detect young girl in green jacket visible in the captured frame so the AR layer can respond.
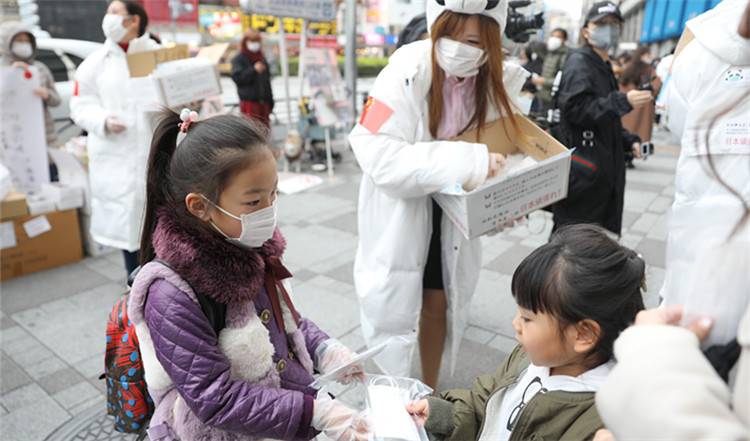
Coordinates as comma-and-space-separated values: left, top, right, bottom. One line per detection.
407, 224, 646, 441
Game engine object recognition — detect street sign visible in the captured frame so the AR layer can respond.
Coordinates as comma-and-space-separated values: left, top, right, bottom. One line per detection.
244, 0, 337, 22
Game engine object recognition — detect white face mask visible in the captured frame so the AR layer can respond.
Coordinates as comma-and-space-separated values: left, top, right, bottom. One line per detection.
246, 41, 261, 52
204, 197, 277, 249
547, 36, 563, 52
435, 37, 487, 78
11, 41, 33, 59
102, 14, 129, 43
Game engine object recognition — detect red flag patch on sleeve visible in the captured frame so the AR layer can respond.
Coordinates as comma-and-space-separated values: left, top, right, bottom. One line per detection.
73, 80, 79, 97
359, 96, 394, 134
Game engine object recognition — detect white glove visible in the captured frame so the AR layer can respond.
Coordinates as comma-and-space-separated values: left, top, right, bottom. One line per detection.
316, 339, 365, 385
105, 116, 127, 134
312, 395, 371, 441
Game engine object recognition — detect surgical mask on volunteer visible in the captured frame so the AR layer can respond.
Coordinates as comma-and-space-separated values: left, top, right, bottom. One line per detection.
547, 36, 563, 52
588, 24, 619, 50
246, 41, 261, 52
202, 196, 277, 249
11, 41, 33, 59
435, 37, 487, 78
102, 14, 129, 43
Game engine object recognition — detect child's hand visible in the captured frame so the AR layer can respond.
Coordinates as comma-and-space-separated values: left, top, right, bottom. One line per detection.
593, 428, 617, 441
406, 399, 429, 426
34, 87, 49, 101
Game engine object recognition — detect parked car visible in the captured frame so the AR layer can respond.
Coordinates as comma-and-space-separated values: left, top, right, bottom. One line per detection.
34, 38, 102, 133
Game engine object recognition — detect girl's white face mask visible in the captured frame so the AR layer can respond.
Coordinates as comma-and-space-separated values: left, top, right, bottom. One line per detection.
11, 41, 33, 59
203, 196, 277, 249
435, 37, 487, 78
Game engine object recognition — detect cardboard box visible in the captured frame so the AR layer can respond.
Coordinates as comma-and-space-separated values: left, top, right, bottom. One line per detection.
153, 57, 222, 108
433, 115, 572, 239
127, 44, 190, 78
1, 209, 83, 281
0, 192, 28, 221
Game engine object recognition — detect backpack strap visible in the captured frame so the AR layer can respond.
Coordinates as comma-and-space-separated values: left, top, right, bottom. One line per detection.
128, 260, 226, 336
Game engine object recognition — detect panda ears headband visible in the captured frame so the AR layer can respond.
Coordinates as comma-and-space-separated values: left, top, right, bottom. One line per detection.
434, 0, 501, 9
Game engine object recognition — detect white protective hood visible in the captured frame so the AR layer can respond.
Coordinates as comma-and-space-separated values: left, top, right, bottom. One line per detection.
426, 0, 508, 38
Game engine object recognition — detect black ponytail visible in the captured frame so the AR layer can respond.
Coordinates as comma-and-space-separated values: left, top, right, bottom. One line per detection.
139, 109, 271, 265
140, 111, 181, 263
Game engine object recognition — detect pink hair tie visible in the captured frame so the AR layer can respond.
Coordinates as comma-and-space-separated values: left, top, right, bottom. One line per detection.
178, 108, 199, 133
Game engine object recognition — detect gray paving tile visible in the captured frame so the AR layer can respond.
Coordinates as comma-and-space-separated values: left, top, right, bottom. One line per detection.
81, 256, 127, 283
289, 268, 319, 282
0, 326, 31, 344
321, 210, 359, 235
0, 262, 110, 315
38, 368, 86, 396
0, 316, 17, 330
630, 213, 660, 234
292, 276, 361, 339
52, 381, 101, 411
6, 343, 54, 368
67, 394, 104, 417
0, 354, 32, 395
24, 355, 69, 380
621, 210, 640, 230
317, 177, 361, 202
488, 334, 519, 354
0, 395, 70, 441
464, 326, 495, 345
72, 352, 105, 380
469, 270, 516, 337
624, 189, 659, 212
436, 339, 507, 391
324, 260, 355, 286
0, 403, 7, 416
647, 196, 673, 214
484, 243, 536, 276
480, 236, 516, 267
0, 383, 48, 412
636, 238, 667, 269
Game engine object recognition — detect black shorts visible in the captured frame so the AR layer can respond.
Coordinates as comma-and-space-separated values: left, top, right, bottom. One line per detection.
422, 200, 444, 290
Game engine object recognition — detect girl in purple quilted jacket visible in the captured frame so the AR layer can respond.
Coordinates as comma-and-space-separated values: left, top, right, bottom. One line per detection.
127, 109, 370, 441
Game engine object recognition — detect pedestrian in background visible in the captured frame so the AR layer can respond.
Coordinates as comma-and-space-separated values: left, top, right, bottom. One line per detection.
551, 1, 651, 237
70, 0, 160, 276
349, 0, 528, 387
231, 28, 274, 130
533, 27, 569, 112
0, 21, 61, 148
619, 46, 660, 169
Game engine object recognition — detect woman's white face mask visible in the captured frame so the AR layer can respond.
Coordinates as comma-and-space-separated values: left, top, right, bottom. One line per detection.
435, 37, 487, 78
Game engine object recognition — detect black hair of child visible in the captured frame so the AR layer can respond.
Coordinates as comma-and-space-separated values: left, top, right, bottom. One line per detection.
139, 109, 271, 264
511, 224, 646, 366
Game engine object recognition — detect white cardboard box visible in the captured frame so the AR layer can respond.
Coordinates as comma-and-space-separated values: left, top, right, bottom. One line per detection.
152, 57, 222, 108
434, 115, 571, 239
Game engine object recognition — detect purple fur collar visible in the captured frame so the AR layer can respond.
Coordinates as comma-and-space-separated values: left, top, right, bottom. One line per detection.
151, 210, 286, 304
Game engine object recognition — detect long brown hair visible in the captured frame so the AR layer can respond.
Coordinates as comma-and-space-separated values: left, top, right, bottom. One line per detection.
428, 12, 520, 141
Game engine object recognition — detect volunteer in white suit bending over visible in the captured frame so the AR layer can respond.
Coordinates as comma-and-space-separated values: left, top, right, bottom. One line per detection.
349, 0, 528, 387
70, 0, 160, 276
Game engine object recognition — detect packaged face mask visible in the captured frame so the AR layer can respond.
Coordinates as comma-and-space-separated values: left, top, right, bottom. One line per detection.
367, 383, 421, 441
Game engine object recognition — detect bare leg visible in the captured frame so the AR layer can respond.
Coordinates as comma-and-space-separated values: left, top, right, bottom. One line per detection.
419, 288, 448, 390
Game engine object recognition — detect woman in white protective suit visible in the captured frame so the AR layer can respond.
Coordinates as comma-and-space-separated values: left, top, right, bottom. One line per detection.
70, 0, 160, 276
348, 0, 528, 387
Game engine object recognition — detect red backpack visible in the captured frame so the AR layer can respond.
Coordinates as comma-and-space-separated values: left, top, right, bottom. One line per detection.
103, 261, 225, 434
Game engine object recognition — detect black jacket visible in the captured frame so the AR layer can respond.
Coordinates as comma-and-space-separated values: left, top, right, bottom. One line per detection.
231, 52, 274, 108
552, 45, 640, 236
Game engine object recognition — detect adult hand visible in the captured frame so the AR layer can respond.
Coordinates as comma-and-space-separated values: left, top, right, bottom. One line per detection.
34, 87, 49, 101
105, 116, 127, 134
254, 61, 266, 73
318, 340, 365, 384
634, 305, 713, 341
593, 428, 617, 441
312, 397, 371, 441
626, 90, 653, 109
487, 153, 507, 179
531, 74, 545, 87
632, 142, 642, 159
406, 399, 429, 427
12, 61, 29, 70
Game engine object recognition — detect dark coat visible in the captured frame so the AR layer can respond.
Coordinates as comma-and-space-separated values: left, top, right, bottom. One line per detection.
552, 45, 640, 236
231, 52, 274, 108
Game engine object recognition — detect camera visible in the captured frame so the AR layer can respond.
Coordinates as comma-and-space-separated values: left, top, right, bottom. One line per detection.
506, 1, 545, 43
639, 82, 654, 92
640, 142, 654, 159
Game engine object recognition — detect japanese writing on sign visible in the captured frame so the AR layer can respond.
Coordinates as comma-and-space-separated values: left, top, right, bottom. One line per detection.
246, 0, 336, 22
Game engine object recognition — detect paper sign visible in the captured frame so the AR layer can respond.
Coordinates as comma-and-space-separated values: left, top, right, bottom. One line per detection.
302, 48, 353, 126
23, 215, 51, 238
0, 221, 16, 250
127, 45, 190, 78
246, 0, 337, 22
278, 172, 324, 194
0, 66, 50, 193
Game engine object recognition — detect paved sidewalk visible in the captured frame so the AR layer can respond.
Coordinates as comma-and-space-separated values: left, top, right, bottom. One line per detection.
0, 128, 678, 440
